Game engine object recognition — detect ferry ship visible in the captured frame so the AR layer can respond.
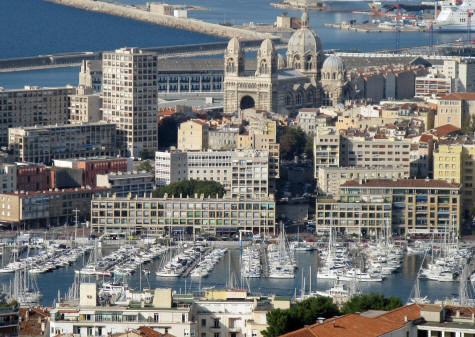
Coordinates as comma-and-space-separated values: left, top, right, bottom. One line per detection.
432, 0, 475, 31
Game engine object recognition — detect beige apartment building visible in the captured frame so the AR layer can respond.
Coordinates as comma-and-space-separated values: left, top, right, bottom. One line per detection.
434, 136, 475, 215
313, 127, 341, 178
434, 92, 475, 129
101, 47, 158, 158
415, 75, 452, 98
69, 85, 101, 123
155, 149, 271, 199
0, 187, 109, 229
316, 179, 461, 237
0, 85, 74, 146
8, 122, 119, 164
317, 166, 409, 197
91, 193, 276, 235
177, 119, 209, 150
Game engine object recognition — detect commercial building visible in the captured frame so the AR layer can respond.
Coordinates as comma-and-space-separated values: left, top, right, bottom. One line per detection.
54, 157, 132, 187
8, 122, 119, 164
317, 166, 409, 197
69, 85, 102, 123
0, 187, 109, 229
91, 193, 276, 235
101, 47, 158, 157
316, 179, 461, 237
96, 171, 155, 197
0, 85, 74, 146
434, 136, 475, 215
0, 164, 16, 194
155, 149, 271, 199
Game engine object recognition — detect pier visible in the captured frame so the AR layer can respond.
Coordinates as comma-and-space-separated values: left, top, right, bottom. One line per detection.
45, 0, 273, 40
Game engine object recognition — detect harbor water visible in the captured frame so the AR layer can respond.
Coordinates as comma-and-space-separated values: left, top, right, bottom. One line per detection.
0, 247, 463, 306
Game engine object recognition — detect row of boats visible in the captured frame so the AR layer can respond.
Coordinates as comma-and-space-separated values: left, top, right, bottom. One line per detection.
241, 246, 262, 278
190, 248, 227, 278
156, 246, 207, 277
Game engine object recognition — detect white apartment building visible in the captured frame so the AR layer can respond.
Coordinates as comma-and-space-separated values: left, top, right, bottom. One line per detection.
0, 164, 16, 193
155, 150, 270, 199
0, 85, 74, 146
313, 127, 341, 178
96, 171, 155, 197
101, 47, 158, 158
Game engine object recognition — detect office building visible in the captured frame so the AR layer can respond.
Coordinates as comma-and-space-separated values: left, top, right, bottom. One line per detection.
91, 193, 276, 236
101, 47, 158, 157
0, 86, 74, 146
8, 122, 119, 164
316, 179, 461, 237
96, 171, 155, 197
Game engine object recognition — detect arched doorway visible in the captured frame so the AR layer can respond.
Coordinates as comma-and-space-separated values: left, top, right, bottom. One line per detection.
240, 95, 255, 110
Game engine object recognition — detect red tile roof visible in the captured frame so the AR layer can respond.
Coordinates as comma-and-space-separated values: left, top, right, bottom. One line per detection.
419, 134, 433, 143
376, 303, 422, 324
440, 92, 475, 100
138, 327, 163, 337
432, 124, 461, 138
341, 179, 460, 189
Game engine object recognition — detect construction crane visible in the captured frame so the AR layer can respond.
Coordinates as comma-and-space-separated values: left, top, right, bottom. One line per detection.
395, 2, 401, 53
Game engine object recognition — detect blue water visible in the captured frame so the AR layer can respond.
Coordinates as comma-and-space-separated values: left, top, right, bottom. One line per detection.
0, 67, 79, 89
0, 248, 462, 306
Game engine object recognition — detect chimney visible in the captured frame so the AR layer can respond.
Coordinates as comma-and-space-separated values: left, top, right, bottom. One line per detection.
404, 315, 408, 322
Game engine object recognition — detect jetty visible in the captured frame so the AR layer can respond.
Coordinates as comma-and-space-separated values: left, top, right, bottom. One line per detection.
45, 0, 273, 40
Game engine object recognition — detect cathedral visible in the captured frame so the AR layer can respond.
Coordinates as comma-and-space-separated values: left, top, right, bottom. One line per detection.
223, 12, 348, 116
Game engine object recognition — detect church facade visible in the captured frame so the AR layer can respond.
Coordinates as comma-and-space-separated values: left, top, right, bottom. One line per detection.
223, 12, 349, 116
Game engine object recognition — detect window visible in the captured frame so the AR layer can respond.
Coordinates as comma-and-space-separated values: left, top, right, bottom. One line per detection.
213, 319, 220, 328
154, 313, 159, 322
214, 334, 220, 337
201, 319, 206, 327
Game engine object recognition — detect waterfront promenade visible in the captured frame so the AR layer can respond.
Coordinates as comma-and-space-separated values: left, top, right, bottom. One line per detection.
45, 0, 273, 40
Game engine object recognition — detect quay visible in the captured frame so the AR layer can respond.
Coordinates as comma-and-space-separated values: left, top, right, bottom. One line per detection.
324, 22, 425, 32
45, 0, 273, 40
0, 40, 288, 73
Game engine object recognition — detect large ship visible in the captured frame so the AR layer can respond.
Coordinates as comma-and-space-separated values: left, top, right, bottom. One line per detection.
432, 0, 475, 31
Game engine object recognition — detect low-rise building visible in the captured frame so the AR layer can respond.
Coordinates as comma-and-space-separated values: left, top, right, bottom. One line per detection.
0, 187, 109, 229
91, 193, 276, 236
316, 179, 461, 237
317, 166, 409, 197
96, 171, 155, 197
178, 120, 209, 151
434, 92, 475, 129
9, 122, 119, 164
0, 164, 16, 194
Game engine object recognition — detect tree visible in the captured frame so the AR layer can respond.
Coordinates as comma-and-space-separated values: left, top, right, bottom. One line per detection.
341, 293, 402, 314
152, 179, 225, 198
139, 149, 155, 160
137, 161, 154, 173
304, 135, 314, 160
280, 127, 307, 160
158, 117, 178, 149
262, 297, 340, 337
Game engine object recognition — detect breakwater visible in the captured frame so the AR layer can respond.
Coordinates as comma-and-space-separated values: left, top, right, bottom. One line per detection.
45, 0, 273, 40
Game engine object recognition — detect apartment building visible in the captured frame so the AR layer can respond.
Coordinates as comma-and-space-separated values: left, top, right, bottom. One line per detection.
295, 108, 332, 135
177, 119, 209, 151
415, 75, 452, 98
90, 193, 276, 235
0, 85, 74, 146
317, 166, 409, 197
442, 58, 475, 92
8, 122, 119, 164
69, 85, 102, 123
434, 92, 475, 129
96, 171, 155, 197
0, 304, 19, 337
155, 150, 270, 199
50, 285, 194, 337
208, 126, 239, 150
54, 157, 132, 187
0, 187, 109, 229
0, 164, 16, 194
313, 127, 341, 178
16, 164, 51, 192
101, 47, 158, 157
316, 179, 461, 237
434, 136, 475, 215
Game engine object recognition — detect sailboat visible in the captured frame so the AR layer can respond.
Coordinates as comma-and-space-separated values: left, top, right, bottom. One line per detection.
11, 268, 42, 306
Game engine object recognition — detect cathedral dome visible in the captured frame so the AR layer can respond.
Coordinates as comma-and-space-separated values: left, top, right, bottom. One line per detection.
322, 55, 345, 73
287, 12, 322, 55
227, 37, 241, 54
259, 39, 275, 56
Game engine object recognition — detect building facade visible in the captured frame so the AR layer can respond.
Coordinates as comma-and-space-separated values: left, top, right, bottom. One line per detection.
96, 171, 155, 197
8, 122, 119, 164
16, 164, 51, 192
101, 47, 158, 157
91, 194, 276, 235
69, 85, 102, 124
177, 119, 209, 151
0, 86, 74, 146
316, 179, 461, 237
0, 164, 16, 194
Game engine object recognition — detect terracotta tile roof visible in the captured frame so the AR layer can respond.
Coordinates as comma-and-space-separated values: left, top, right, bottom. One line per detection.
419, 134, 433, 143
376, 303, 422, 323
440, 92, 475, 100
341, 179, 460, 189
444, 305, 475, 318
138, 327, 164, 337
281, 314, 404, 337
432, 124, 461, 138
